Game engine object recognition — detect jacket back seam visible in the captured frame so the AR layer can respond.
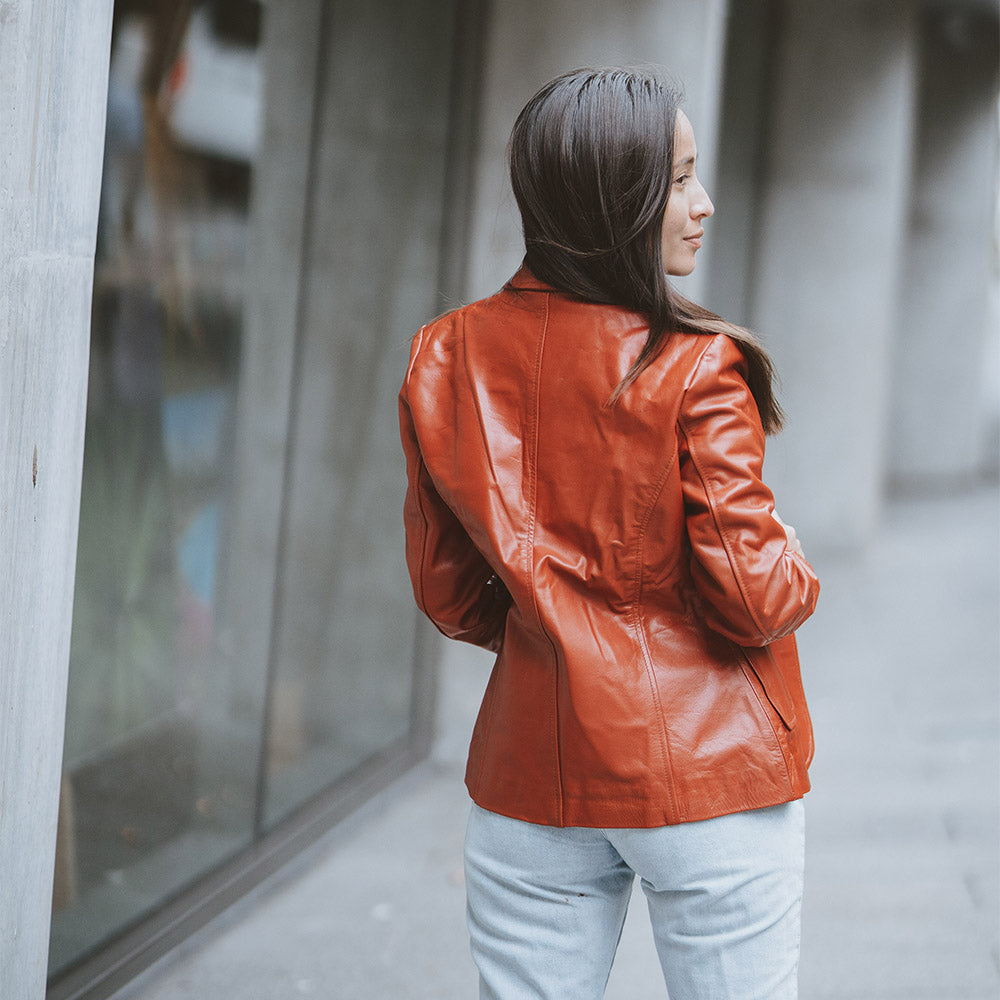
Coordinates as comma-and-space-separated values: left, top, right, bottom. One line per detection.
524, 294, 564, 824
629, 449, 681, 821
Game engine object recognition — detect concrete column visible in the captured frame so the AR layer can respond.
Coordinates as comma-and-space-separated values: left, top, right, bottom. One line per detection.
888, 6, 1000, 485
704, 0, 780, 328
465, 0, 729, 301
0, 1, 113, 997
748, 0, 918, 549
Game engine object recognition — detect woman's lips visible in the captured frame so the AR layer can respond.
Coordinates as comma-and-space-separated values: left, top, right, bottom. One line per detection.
684, 231, 704, 249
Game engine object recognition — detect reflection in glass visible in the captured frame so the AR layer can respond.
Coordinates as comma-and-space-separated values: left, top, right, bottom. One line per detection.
50, 1, 266, 975
49, 0, 458, 982
258, 0, 457, 828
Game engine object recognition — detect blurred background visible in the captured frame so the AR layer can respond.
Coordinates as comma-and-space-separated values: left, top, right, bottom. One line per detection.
42, 0, 997, 997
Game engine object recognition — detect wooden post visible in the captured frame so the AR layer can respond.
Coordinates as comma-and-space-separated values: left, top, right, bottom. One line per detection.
0, 1, 114, 996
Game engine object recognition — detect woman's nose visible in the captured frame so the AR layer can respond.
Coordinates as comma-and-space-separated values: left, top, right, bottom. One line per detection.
693, 184, 714, 220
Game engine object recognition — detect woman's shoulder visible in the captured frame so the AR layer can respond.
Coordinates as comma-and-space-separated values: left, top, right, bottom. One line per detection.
418, 299, 476, 337
419, 279, 536, 337
700, 330, 749, 367
407, 280, 538, 384
639, 330, 748, 393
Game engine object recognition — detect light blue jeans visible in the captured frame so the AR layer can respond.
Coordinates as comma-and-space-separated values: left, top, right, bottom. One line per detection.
465, 800, 805, 1000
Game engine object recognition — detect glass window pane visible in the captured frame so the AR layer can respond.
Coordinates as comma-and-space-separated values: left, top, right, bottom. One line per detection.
260, 0, 457, 828
50, 0, 461, 981
50, 1, 270, 975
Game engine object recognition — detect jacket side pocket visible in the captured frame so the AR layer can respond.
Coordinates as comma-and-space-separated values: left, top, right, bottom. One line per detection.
740, 644, 797, 731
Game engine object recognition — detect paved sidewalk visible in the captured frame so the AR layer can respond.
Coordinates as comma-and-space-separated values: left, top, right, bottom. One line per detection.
115, 484, 999, 1000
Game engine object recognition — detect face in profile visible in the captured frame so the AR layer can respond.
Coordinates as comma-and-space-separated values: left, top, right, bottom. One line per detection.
661, 112, 714, 276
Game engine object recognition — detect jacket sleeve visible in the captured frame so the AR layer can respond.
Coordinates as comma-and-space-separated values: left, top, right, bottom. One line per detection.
677, 335, 819, 647
398, 349, 510, 653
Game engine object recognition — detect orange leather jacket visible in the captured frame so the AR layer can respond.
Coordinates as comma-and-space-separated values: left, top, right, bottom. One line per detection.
399, 268, 819, 828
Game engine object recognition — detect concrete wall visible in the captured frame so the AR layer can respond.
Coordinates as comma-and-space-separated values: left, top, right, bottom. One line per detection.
747, 0, 919, 549
888, 5, 1000, 485
704, 0, 779, 329
0, 1, 113, 997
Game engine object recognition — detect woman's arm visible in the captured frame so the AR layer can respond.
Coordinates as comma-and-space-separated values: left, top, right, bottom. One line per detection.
677, 334, 819, 647
399, 383, 510, 653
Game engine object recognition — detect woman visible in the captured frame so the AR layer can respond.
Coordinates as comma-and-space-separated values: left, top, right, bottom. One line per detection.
399, 67, 819, 1000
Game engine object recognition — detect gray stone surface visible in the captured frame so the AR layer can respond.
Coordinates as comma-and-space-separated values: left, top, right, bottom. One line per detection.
749, 0, 919, 551
0, 2, 113, 997
114, 483, 999, 1000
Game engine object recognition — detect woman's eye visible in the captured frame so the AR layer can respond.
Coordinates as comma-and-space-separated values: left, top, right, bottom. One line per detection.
673, 174, 689, 186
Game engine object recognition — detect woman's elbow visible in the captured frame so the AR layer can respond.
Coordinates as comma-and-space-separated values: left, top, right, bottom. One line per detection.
699, 570, 819, 647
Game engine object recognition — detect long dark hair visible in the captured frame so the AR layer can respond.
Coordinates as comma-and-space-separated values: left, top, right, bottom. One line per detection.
508, 67, 783, 433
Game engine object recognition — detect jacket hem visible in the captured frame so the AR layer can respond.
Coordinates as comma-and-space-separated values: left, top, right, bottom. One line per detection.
466, 780, 810, 830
